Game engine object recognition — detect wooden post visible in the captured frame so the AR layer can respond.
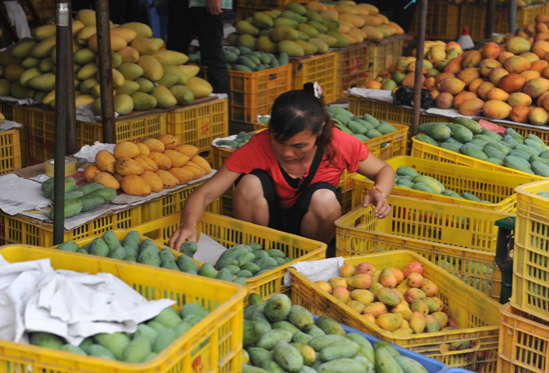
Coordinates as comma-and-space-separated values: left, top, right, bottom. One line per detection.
411, 0, 428, 137
53, 0, 72, 244
487, 0, 496, 40
95, 0, 116, 144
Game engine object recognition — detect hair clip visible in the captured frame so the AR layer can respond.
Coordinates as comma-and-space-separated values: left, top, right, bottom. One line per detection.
313, 82, 322, 99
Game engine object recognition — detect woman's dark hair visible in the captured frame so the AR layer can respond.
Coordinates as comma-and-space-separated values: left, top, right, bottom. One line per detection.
269, 87, 336, 162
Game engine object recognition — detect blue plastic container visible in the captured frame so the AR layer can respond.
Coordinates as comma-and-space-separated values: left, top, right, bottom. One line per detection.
313, 315, 448, 373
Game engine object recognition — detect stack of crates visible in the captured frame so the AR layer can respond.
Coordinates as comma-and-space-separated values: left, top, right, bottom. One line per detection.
229, 64, 292, 123
165, 97, 229, 163
365, 35, 404, 81
290, 52, 338, 104
459, 3, 545, 42
0, 128, 22, 174
498, 179, 549, 372
409, 0, 461, 40
21, 105, 167, 166
334, 43, 369, 99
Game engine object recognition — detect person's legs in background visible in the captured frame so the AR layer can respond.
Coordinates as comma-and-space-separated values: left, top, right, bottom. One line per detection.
190, 7, 230, 96
166, 0, 195, 55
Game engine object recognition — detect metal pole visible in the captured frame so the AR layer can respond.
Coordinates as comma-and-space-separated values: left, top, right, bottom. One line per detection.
411, 0, 428, 136
65, 2, 77, 155
95, 0, 116, 143
509, 0, 517, 34
487, 0, 496, 40
53, 0, 71, 244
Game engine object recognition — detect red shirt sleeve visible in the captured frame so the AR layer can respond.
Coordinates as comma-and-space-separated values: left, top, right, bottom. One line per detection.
224, 130, 274, 174
331, 128, 370, 173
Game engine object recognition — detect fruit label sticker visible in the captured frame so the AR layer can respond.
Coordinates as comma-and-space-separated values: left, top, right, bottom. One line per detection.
192, 355, 204, 373
349, 57, 359, 74
197, 118, 212, 138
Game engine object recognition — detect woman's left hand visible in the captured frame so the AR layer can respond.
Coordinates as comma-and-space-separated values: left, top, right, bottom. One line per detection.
362, 189, 391, 218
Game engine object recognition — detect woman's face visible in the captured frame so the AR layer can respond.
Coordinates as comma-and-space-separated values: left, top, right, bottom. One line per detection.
270, 129, 318, 164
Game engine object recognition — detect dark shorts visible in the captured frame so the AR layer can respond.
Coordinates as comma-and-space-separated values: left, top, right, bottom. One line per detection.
235, 169, 342, 235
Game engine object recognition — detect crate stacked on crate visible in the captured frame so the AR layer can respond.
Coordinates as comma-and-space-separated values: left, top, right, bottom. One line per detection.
165, 97, 228, 163
333, 43, 369, 99
366, 35, 405, 82
409, 0, 461, 40
230, 64, 292, 123
459, 3, 544, 42
0, 128, 22, 174
496, 179, 549, 372
0, 245, 246, 373
336, 194, 513, 301
289, 251, 502, 371
0, 177, 218, 247
22, 105, 168, 166
290, 52, 338, 104
351, 156, 538, 212
131, 211, 327, 301
348, 96, 451, 126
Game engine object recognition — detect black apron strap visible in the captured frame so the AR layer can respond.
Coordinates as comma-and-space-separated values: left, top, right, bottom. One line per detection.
297, 146, 324, 193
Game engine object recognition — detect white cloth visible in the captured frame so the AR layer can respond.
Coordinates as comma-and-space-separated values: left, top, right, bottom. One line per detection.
0, 254, 175, 345
283, 257, 345, 286
3, 1, 31, 39
73, 142, 117, 163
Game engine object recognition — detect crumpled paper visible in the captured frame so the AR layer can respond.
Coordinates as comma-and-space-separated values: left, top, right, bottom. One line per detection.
283, 257, 345, 287
211, 134, 239, 150
74, 142, 117, 163
0, 254, 175, 346
75, 103, 120, 123
348, 88, 393, 103
0, 174, 51, 216
0, 120, 23, 131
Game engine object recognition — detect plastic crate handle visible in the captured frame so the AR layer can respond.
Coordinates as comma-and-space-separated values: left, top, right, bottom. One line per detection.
439, 339, 481, 355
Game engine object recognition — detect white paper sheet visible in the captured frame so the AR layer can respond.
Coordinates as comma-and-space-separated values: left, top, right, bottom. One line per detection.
0, 174, 51, 215
73, 142, 117, 163
0, 120, 23, 131
0, 254, 175, 346
348, 88, 393, 102
283, 257, 345, 287
194, 233, 228, 265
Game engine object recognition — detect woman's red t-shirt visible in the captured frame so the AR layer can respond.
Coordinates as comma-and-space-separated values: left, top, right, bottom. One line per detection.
224, 128, 369, 209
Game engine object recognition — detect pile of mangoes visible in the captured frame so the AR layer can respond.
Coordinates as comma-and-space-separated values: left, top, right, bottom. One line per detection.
316, 261, 456, 337
242, 293, 433, 372
29, 303, 210, 363
2, 9, 211, 115
416, 116, 549, 176
42, 176, 116, 220
85, 135, 212, 197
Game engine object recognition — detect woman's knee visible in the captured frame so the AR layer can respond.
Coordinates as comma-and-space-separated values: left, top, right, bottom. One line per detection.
234, 174, 264, 201
309, 189, 341, 218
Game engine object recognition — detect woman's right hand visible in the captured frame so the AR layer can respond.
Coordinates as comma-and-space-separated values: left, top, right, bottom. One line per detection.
169, 225, 198, 251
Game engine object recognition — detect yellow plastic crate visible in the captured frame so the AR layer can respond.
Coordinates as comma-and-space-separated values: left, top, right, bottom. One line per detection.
334, 43, 369, 99
0, 245, 246, 373
366, 35, 404, 80
0, 206, 142, 247
290, 53, 338, 105
290, 251, 501, 371
335, 206, 503, 300
411, 137, 547, 180
498, 303, 549, 373
230, 64, 292, 123
459, 3, 543, 42
409, 1, 461, 40
141, 180, 221, 221
493, 120, 549, 146
352, 156, 537, 212
132, 211, 326, 300
348, 96, 451, 126
22, 106, 167, 166
0, 129, 22, 175
337, 196, 512, 253
166, 97, 229, 163
513, 179, 549, 320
